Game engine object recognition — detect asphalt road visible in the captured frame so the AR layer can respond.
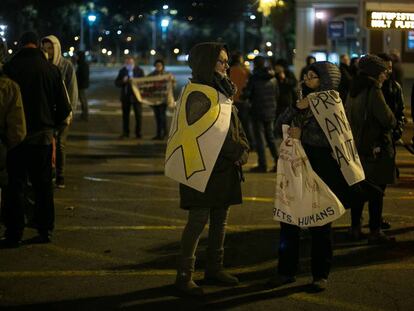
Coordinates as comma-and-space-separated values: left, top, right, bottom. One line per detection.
0, 65, 414, 311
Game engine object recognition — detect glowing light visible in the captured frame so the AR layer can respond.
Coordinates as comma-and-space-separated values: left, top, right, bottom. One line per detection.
101, 48, 107, 54
117, 30, 122, 35
8, 49, 12, 54
266, 41, 272, 47
107, 51, 113, 56
105, 30, 110, 35
124, 49, 130, 55
98, 36, 103, 42
315, 11, 325, 20
173, 48, 180, 54
250, 15, 256, 20
88, 14, 97, 23
253, 49, 260, 55
74, 36, 79, 41
258, 0, 277, 17
161, 19, 170, 28
170, 10, 178, 15
69, 46, 75, 52
126, 36, 132, 42
267, 51, 273, 56
150, 49, 156, 55
244, 61, 250, 66
163, 5, 169, 10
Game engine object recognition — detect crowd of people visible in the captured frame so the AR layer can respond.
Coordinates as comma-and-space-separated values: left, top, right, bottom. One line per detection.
0, 31, 413, 299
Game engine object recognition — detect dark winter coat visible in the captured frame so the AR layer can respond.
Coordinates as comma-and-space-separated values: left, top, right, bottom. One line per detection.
381, 78, 405, 141
115, 66, 144, 103
4, 48, 71, 144
346, 74, 397, 184
338, 63, 352, 102
180, 42, 249, 209
76, 60, 89, 89
243, 68, 279, 122
276, 70, 297, 117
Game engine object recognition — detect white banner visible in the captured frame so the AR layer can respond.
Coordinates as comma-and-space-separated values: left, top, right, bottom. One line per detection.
131, 74, 174, 107
307, 90, 365, 186
274, 127, 346, 227
165, 83, 232, 192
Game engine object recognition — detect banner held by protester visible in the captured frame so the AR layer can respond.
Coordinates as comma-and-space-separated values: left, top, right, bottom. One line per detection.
131, 74, 174, 107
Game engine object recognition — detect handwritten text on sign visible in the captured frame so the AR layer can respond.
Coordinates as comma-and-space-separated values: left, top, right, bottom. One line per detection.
308, 90, 365, 186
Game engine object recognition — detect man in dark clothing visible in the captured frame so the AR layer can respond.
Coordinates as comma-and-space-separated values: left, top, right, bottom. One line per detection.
1, 31, 71, 246
76, 51, 90, 121
338, 54, 352, 102
272, 58, 298, 118
389, 51, 404, 86
115, 56, 144, 139
243, 56, 279, 172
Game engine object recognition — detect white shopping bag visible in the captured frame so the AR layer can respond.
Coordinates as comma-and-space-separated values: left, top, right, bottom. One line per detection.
273, 126, 346, 227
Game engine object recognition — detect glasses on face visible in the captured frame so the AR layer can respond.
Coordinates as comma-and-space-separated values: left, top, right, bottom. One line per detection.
217, 59, 229, 67
303, 73, 319, 81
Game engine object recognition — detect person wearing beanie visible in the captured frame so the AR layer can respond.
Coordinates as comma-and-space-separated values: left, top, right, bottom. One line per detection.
169, 42, 249, 296
346, 54, 397, 244
273, 61, 350, 291
1, 31, 71, 246
41, 35, 78, 189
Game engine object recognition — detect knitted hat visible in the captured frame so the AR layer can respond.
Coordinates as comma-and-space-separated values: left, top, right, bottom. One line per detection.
358, 55, 387, 78
308, 61, 341, 91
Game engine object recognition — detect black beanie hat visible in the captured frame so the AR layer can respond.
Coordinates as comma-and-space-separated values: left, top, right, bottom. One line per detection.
358, 55, 387, 78
308, 61, 341, 91
19, 31, 39, 47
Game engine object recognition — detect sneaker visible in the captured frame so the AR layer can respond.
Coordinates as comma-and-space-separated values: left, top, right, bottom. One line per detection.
56, 177, 65, 189
249, 166, 267, 173
381, 218, 391, 230
311, 278, 328, 292
266, 274, 296, 288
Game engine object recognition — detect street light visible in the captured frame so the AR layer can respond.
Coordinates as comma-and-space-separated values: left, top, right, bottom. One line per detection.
161, 18, 170, 28
87, 13, 97, 52
88, 14, 97, 23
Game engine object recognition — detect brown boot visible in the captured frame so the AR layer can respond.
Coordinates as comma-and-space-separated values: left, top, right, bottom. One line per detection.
175, 257, 204, 297
204, 249, 239, 286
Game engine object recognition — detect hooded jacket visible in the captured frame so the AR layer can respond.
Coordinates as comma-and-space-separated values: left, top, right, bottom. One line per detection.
42, 35, 78, 111
179, 42, 249, 209
276, 61, 341, 147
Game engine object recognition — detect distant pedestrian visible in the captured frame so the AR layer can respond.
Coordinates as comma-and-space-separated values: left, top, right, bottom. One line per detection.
2, 31, 71, 246
338, 54, 352, 102
147, 59, 175, 140
41, 35, 78, 189
243, 56, 279, 173
76, 51, 90, 121
346, 55, 397, 244
229, 52, 254, 150
389, 49, 404, 86
350, 56, 360, 77
174, 42, 249, 296
115, 56, 144, 139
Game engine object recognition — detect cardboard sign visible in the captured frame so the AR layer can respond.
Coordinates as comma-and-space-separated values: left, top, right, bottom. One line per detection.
165, 83, 232, 192
307, 90, 365, 186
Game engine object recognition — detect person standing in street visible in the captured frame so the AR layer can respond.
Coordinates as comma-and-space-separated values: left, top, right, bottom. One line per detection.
243, 55, 279, 173
76, 51, 90, 121
2, 31, 71, 245
173, 42, 249, 296
346, 55, 397, 244
272, 61, 345, 291
41, 35, 78, 189
338, 54, 352, 102
0, 41, 27, 248
115, 56, 144, 139
147, 59, 175, 140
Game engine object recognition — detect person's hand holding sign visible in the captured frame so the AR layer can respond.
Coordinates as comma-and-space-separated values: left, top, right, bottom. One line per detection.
288, 127, 301, 139
296, 98, 309, 110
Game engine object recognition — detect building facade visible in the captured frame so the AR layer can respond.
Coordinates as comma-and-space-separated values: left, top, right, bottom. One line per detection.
294, 0, 414, 78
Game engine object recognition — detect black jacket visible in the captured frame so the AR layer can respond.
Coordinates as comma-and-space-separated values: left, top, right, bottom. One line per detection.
243, 68, 279, 121
115, 66, 144, 102
276, 70, 297, 117
4, 48, 71, 144
338, 63, 352, 102
381, 78, 405, 141
76, 60, 89, 89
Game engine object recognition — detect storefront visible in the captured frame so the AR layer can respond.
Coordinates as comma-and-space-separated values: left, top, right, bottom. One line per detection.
294, 0, 414, 78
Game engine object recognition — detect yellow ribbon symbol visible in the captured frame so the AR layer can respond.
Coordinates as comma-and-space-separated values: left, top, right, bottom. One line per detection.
166, 83, 220, 179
